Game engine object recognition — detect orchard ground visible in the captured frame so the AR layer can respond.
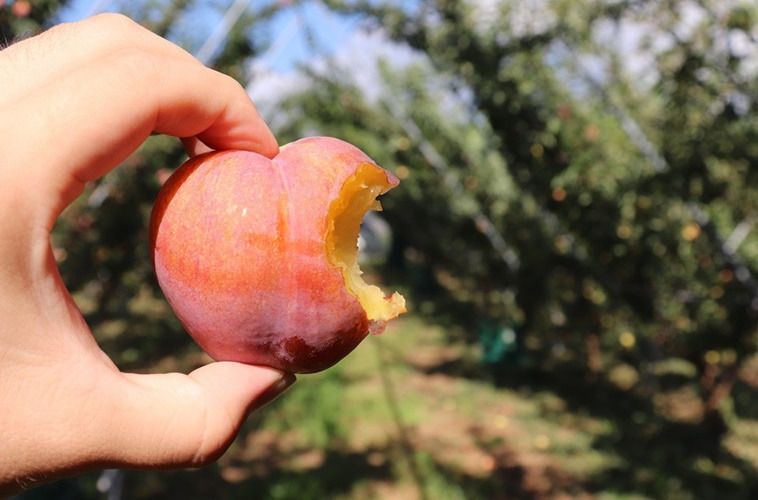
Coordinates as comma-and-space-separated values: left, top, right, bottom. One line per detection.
37, 283, 758, 500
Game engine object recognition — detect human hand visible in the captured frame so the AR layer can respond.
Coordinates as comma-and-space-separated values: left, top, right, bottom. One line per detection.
0, 14, 294, 495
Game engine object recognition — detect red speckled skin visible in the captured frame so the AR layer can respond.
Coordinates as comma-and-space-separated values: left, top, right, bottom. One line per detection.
150, 137, 399, 373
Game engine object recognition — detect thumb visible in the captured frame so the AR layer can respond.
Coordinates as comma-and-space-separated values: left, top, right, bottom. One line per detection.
106, 363, 295, 468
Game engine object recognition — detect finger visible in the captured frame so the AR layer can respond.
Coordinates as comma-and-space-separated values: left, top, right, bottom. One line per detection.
106, 364, 295, 468
0, 14, 202, 106
5, 50, 278, 227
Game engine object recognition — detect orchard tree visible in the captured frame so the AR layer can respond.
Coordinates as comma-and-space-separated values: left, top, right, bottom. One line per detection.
305, 0, 758, 450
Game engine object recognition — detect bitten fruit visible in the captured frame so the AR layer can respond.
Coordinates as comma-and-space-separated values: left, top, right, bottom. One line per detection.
150, 136, 406, 373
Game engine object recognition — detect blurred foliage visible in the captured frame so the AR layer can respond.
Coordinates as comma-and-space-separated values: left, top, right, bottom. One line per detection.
313, 0, 758, 448
3, 0, 758, 498
0, 0, 68, 41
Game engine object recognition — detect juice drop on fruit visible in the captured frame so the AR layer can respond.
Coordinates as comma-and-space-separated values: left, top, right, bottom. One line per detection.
368, 320, 386, 336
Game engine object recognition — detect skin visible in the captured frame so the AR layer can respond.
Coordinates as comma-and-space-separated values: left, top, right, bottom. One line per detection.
0, 14, 295, 495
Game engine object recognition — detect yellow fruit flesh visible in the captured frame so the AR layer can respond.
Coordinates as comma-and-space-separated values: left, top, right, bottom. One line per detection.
327, 163, 406, 323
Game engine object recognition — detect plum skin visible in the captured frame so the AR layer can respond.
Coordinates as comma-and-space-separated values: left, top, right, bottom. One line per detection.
150, 137, 401, 373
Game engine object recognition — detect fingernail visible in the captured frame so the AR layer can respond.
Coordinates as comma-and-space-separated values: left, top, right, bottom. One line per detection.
250, 372, 296, 413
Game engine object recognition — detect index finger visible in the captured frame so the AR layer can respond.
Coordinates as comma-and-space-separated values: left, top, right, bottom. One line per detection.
3, 44, 278, 226
0, 14, 202, 107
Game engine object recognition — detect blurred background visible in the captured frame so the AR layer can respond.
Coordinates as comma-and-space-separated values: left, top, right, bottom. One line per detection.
3, 0, 758, 498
